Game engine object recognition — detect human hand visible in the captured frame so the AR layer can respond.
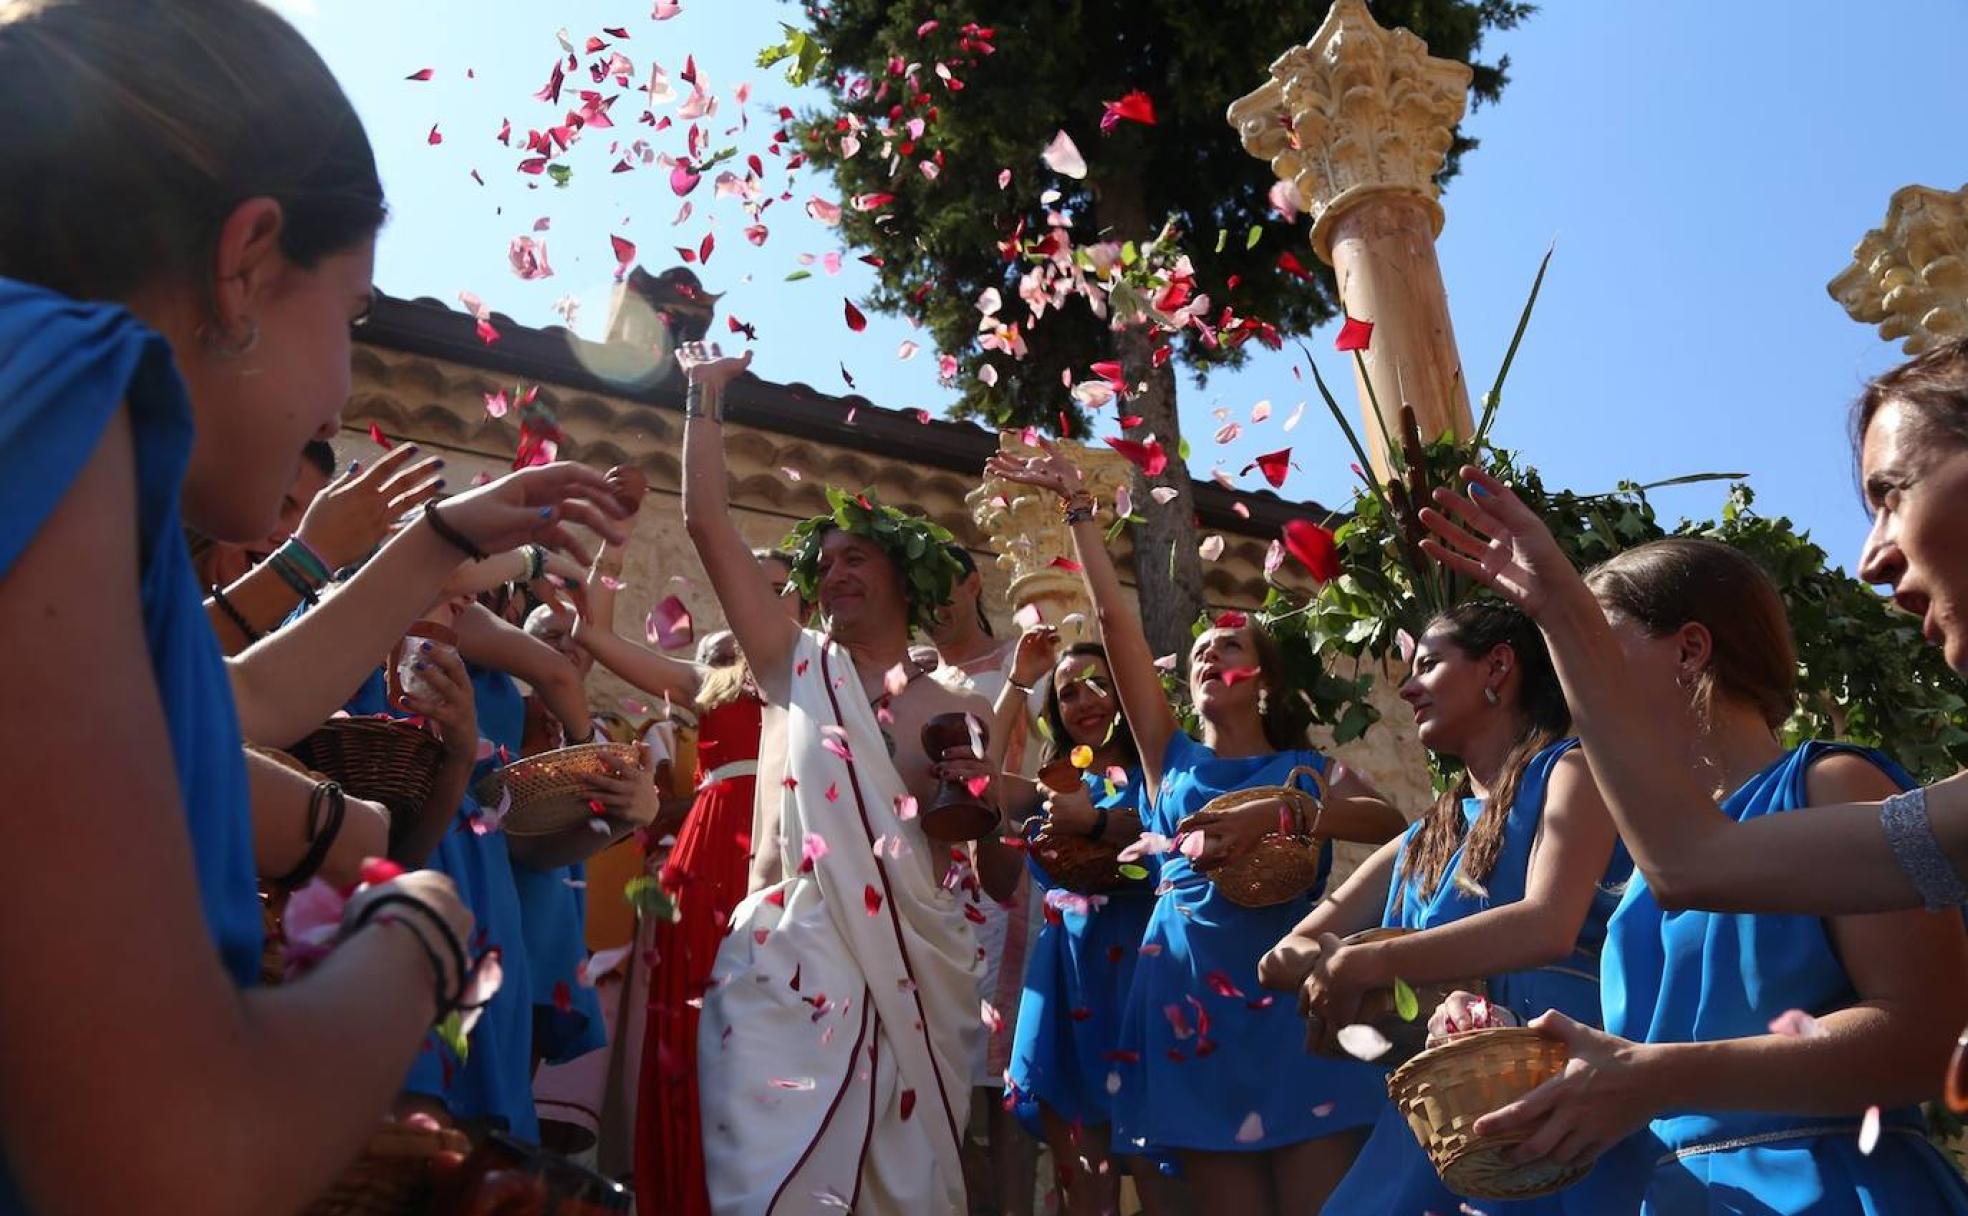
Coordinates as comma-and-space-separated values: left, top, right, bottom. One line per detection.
1469, 1010, 1657, 1169
675, 340, 753, 392
1041, 783, 1098, 835
1300, 932, 1382, 1051
984, 435, 1087, 499
423, 462, 631, 569
581, 745, 659, 827
1426, 989, 1520, 1044
1417, 466, 1588, 620
1178, 796, 1294, 873
344, 866, 476, 1000
1010, 625, 1061, 689
1257, 931, 1325, 994
298, 443, 446, 570
399, 644, 479, 764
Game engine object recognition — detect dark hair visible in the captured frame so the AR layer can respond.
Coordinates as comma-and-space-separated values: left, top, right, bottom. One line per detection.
942, 542, 992, 636
1040, 643, 1138, 768
301, 439, 336, 478
1396, 601, 1571, 906
1585, 538, 1796, 730
0, 0, 385, 305
1851, 339, 1968, 472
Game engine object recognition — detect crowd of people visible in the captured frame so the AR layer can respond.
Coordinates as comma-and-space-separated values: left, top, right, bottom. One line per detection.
9, 2, 1968, 1215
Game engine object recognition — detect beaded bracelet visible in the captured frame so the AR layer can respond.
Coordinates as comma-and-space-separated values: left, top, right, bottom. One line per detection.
208, 584, 263, 644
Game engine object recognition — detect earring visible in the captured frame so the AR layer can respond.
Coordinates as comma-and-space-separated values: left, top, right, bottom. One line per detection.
1257, 688, 1271, 716
198, 316, 260, 358
1483, 686, 1501, 705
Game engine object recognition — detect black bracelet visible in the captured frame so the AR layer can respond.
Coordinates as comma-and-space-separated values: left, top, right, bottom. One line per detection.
421, 501, 489, 562
347, 891, 470, 1013
376, 916, 453, 1018
1086, 806, 1110, 842
208, 584, 264, 644
266, 552, 321, 606
273, 781, 346, 888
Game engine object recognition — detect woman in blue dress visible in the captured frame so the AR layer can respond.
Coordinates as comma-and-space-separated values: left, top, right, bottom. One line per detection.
0, 2, 626, 1209
1416, 528, 1968, 1214
1262, 601, 1644, 1216
1004, 639, 1179, 1216
987, 445, 1408, 1215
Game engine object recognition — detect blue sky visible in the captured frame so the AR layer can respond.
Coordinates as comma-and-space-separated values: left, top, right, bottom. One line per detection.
281, 0, 1968, 576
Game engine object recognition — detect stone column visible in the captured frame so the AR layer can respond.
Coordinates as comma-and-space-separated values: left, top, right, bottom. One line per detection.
1828, 183, 1968, 354
1227, 0, 1475, 473
968, 436, 1134, 644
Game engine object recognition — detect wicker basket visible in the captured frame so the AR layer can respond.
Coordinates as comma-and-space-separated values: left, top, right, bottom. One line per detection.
1308, 928, 1486, 1068
1029, 823, 1132, 894
1387, 1027, 1585, 1200
292, 718, 444, 824
302, 1122, 472, 1216
474, 742, 641, 837
1188, 765, 1327, 908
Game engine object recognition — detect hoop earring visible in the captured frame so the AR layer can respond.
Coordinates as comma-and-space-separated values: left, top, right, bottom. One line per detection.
1483, 686, 1501, 706
198, 316, 260, 358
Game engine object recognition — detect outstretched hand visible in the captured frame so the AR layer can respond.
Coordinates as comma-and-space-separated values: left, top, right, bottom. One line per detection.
298, 443, 446, 570
985, 436, 1086, 499
1417, 466, 1585, 616
429, 462, 631, 570
676, 340, 753, 391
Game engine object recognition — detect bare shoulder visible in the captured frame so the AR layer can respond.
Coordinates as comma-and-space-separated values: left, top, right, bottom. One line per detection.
1803, 747, 1904, 807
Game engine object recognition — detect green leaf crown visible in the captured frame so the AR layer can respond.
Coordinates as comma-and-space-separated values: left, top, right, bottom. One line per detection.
781, 487, 965, 632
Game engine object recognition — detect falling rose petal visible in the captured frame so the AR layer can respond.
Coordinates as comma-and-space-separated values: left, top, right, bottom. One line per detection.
1177, 832, 1207, 861
1859, 1105, 1881, 1155
427, 123, 443, 145
843, 299, 868, 332
805, 195, 843, 226
1049, 555, 1083, 573
1282, 519, 1341, 583
1149, 487, 1180, 506
1099, 90, 1157, 134
978, 364, 999, 388
1768, 1009, 1827, 1039
1116, 832, 1174, 863
1277, 250, 1316, 281
1214, 422, 1241, 444
645, 595, 694, 649
899, 1089, 917, 1120
863, 884, 883, 915
895, 339, 920, 362
1251, 400, 1273, 423
1268, 179, 1303, 223
800, 831, 830, 871
976, 287, 1002, 317
965, 775, 990, 798
820, 727, 854, 763
769, 1076, 816, 1091
669, 163, 701, 195
1152, 653, 1178, 672
1394, 628, 1417, 665
895, 794, 919, 821
1335, 315, 1374, 352
1234, 1112, 1265, 1143
1336, 1024, 1392, 1062
1103, 437, 1168, 478
1263, 540, 1286, 580
1013, 602, 1045, 630
508, 235, 553, 280
609, 234, 637, 283
1198, 535, 1225, 562
981, 999, 1004, 1034
367, 422, 394, 450
1251, 449, 1292, 488
1040, 130, 1087, 179
1283, 400, 1308, 431
406, 68, 435, 81
1312, 1100, 1336, 1117
997, 167, 1013, 190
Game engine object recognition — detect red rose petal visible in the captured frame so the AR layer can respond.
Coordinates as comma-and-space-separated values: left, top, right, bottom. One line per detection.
843, 298, 868, 332
1334, 315, 1374, 352
1282, 519, 1341, 583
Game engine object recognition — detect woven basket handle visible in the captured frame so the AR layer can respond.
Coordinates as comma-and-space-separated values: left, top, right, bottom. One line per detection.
1283, 763, 1328, 837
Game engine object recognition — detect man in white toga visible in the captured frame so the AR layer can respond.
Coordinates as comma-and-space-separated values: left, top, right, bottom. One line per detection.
676, 340, 1012, 1215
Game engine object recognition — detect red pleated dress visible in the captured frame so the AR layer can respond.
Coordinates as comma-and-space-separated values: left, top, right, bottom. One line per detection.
635, 693, 762, 1216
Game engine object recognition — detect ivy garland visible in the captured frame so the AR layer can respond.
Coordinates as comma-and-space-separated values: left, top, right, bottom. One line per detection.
781, 486, 966, 632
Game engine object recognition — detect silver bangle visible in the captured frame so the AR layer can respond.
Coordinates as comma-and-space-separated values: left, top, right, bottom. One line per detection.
684, 382, 722, 422
1880, 786, 1968, 911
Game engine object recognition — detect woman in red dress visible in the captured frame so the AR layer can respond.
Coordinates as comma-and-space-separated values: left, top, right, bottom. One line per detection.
575, 543, 804, 1216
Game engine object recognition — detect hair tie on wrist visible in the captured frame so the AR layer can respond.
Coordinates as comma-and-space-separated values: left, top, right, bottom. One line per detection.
421, 501, 489, 562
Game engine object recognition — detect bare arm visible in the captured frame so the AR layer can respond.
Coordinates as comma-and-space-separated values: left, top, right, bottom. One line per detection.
677, 342, 800, 703
1258, 834, 1403, 992
1422, 467, 1966, 915
246, 749, 389, 889
0, 413, 460, 1216
454, 602, 593, 742
228, 460, 629, 748
390, 644, 481, 868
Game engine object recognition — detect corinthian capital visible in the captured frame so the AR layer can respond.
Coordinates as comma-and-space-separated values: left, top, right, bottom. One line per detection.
1829, 183, 1968, 355
1227, 0, 1472, 263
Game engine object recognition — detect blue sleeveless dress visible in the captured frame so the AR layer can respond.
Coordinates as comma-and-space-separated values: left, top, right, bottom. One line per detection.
1007, 767, 1159, 1138
486, 674, 606, 1066
0, 280, 263, 1212
1321, 739, 1649, 1216
346, 668, 538, 1141
1112, 734, 1385, 1155
1605, 742, 1968, 1215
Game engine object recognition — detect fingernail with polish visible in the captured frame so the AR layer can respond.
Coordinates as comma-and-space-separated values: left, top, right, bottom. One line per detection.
434, 479, 447, 489
539, 506, 555, 519
420, 641, 433, 653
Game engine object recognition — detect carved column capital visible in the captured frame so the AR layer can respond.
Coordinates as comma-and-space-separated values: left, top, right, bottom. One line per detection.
968, 436, 1134, 643
1829, 183, 1968, 355
1226, 0, 1472, 264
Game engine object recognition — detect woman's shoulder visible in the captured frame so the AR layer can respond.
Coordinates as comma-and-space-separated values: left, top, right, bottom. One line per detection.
1796, 741, 1912, 805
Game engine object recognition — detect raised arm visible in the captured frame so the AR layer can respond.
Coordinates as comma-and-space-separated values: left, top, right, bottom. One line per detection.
986, 442, 1180, 789
1421, 465, 1968, 915
677, 341, 800, 703
571, 540, 707, 706
228, 460, 630, 748
0, 413, 470, 1215
454, 601, 593, 742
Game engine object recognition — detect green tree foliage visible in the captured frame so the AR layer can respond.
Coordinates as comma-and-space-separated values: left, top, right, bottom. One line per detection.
779, 0, 1529, 655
